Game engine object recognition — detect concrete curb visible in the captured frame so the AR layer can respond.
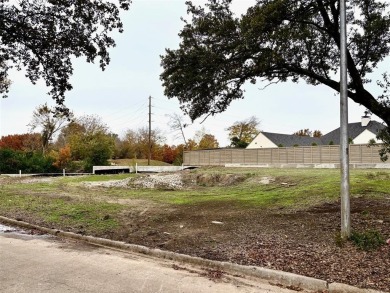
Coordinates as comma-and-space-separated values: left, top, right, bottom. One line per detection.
0, 216, 386, 293
328, 283, 386, 293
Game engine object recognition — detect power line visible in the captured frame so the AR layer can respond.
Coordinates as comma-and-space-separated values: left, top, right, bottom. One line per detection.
103, 100, 147, 119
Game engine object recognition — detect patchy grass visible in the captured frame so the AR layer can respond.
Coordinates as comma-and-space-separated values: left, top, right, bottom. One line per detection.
1, 167, 389, 226
48, 168, 390, 207
1, 167, 389, 292
0, 189, 121, 232
114, 167, 387, 208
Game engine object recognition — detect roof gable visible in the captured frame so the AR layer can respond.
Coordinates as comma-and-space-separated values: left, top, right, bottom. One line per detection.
246, 132, 277, 148
247, 120, 385, 148
321, 121, 385, 145
262, 132, 322, 147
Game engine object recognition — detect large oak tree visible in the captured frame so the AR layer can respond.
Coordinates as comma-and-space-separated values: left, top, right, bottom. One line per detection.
1, 0, 131, 113
161, 0, 390, 132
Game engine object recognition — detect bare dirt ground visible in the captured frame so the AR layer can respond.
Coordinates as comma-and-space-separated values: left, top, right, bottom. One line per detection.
2, 173, 390, 292
91, 174, 390, 292
102, 199, 389, 292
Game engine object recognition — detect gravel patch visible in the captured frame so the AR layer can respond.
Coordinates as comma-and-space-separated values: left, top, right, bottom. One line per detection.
130, 174, 184, 189
83, 178, 133, 188
83, 174, 184, 190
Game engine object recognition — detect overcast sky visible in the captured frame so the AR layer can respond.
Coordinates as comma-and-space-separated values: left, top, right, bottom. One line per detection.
1, 0, 388, 147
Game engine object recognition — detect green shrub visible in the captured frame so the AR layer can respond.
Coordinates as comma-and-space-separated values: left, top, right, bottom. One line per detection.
0, 148, 59, 174
349, 230, 385, 251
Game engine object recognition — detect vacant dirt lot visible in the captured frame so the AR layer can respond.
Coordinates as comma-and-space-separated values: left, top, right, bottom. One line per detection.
108, 197, 390, 292
1, 170, 389, 292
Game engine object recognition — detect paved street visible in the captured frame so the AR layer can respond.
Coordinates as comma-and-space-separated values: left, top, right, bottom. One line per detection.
0, 226, 297, 293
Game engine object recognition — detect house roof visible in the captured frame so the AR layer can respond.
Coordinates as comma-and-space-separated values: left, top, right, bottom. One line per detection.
320, 120, 385, 145
262, 132, 322, 147
253, 120, 386, 147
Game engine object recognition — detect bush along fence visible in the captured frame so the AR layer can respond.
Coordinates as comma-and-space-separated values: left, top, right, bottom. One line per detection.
183, 144, 388, 167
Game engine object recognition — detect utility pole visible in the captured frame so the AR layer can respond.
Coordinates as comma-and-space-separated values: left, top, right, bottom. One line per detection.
340, 0, 351, 238
148, 95, 152, 166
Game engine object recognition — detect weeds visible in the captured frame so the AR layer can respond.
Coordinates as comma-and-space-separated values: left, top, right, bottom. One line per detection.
365, 172, 390, 180
349, 230, 385, 251
335, 230, 385, 250
334, 232, 347, 248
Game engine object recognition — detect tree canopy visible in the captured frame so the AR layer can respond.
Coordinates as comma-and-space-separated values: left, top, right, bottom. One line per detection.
293, 129, 322, 137
0, 133, 41, 152
160, 0, 390, 128
62, 115, 115, 171
1, 0, 131, 112
227, 116, 260, 147
198, 133, 219, 149
28, 103, 72, 153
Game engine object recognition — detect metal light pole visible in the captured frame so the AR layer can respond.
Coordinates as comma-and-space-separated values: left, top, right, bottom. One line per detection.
148, 95, 152, 166
340, 0, 351, 238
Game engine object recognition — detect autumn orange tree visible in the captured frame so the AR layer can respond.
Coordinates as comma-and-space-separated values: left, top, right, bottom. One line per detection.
0, 133, 41, 151
313, 130, 323, 138
293, 129, 323, 137
118, 127, 165, 160
161, 144, 176, 164
293, 129, 312, 137
50, 145, 72, 170
198, 134, 219, 149
186, 139, 198, 151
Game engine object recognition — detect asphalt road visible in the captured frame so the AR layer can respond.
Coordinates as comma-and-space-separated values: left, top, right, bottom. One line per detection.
0, 226, 297, 293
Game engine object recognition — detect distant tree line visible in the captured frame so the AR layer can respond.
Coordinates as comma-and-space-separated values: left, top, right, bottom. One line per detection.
0, 106, 228, 174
